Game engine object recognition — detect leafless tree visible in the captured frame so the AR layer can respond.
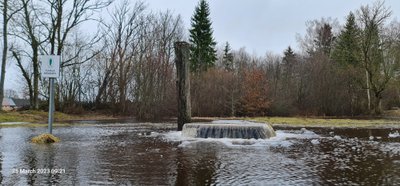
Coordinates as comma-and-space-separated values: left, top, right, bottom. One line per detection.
0, 0, 23, 110
296, 17, 340, 56
9, 0, 110, 109
357, 1, 394, 114
9, 0, 47, 109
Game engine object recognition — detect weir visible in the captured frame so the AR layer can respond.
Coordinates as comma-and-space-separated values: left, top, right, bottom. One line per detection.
182, 120, 276, 139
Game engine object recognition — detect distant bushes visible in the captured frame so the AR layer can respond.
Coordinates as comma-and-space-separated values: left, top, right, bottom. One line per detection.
191, 62, 271, 117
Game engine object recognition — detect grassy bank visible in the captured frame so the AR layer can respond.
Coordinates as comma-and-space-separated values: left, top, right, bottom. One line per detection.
0, 110, 73, 123
249, 117, 400, 128
0, 122, 96, 128
0, 110, 117, 124
2, 110, 400, 129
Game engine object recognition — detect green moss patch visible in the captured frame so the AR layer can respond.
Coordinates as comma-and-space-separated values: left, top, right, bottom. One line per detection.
31, 133, 60, 144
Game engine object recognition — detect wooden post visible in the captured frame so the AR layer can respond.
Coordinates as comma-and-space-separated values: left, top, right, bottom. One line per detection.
175, 41, 191, 131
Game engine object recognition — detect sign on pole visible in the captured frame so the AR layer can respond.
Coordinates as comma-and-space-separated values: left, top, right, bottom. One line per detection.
40, 55, 60, 134
40, 55, 60, 78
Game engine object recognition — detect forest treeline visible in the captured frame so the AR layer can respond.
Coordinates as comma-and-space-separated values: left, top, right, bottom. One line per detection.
1, 0, 400, 119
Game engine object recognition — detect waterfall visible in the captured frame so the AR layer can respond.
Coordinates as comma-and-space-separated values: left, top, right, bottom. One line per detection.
182, 120, 276, 139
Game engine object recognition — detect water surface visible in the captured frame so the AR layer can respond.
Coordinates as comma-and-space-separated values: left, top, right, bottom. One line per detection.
0, 123, 399, 185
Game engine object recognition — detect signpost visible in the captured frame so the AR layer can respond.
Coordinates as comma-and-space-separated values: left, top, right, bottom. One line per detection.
40, 55, 60, 134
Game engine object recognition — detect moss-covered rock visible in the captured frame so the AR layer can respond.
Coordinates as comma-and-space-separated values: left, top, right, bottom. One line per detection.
31, 133, 60, 143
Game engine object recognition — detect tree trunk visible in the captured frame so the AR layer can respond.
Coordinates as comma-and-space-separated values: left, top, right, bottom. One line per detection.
365, 70, 371, 112
95, 70, 111, 107
0, 0, 8, 111
11, 50, 33, 108
175, 41, 191, 131
33, 47, 39, 109
230, 90, 235, 117
374, 95, 382, 115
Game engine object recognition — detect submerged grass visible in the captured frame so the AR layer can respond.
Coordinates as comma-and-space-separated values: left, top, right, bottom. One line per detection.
31, 133, 60, 144
248, 117, 400, 128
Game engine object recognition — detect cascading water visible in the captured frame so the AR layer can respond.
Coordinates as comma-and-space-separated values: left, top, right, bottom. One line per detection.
182, 120, 276, 139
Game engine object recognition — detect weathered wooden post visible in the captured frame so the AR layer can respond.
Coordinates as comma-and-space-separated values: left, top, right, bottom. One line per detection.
175, 41, 191, 131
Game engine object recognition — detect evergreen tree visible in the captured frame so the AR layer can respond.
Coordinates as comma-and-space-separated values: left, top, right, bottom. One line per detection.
283, 46, 295, 64
282, 46, 296, 80
281, 46, 297, 110
222, 42, 233, 71
189, 0, 217, 72
332, 12, 361, 67
331, 13, 364, 115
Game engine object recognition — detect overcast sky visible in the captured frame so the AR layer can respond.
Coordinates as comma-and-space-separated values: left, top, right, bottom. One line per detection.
4, 0, 400, 91
147, 0, 400, 55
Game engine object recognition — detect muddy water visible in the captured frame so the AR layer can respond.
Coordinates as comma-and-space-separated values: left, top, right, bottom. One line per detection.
0, 123, 399, 185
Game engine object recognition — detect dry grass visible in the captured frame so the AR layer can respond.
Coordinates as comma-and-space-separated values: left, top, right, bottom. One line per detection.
31, 133, 60, 144
383, 109, 400, 118
0, 123, 95, 128
0, 110, 72, 123
0, 110, 117, 123
248, 116, 400, 128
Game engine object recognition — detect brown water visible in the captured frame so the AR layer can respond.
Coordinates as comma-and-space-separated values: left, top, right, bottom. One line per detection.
0, 123, 399, 185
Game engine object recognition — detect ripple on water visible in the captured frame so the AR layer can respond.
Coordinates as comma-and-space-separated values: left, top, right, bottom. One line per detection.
0, 124, 399, 185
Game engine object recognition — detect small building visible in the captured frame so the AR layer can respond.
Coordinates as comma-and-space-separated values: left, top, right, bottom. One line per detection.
2, 98, 17, 111
13, 98, 30, 110
2, 98, 30, 111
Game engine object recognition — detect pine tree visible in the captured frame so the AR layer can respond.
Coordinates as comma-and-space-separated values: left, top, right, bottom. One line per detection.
332, 12, 361, 67
282, 46, 295, 80
281, 46, 296, 108
332, 12, 363, 114
189, 0, 217, 72
283, 46, 295, 64
222, 42, 233, 71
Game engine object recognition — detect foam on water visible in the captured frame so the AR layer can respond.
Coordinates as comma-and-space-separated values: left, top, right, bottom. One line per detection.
161, 128, 320, 148
389, 131, 400, 138
211, 120, 259, 124
311, 139, 320, 145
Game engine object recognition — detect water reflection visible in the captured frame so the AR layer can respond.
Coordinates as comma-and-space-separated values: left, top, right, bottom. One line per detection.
25, 144, 63, 185
23, 148, 37, 185
0, 124, 399, 185
176, 143, 218, 186
0, 152, 3, 185
93, 128, 178, 185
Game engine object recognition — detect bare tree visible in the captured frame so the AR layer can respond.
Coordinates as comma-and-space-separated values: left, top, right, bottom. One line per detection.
58, 31, 101, 111
0, 0, 21, 110
296, 17, 340, 56
43, 0, 111, 58
98, 0, 146, 113
9, 0, 47, 109
9, 0, 110, 109
357, 1, 393, 114
4, 89, 19, 98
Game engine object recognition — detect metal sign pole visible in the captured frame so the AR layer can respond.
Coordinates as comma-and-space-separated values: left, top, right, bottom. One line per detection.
40, 55, 60, 134
48, 77, 55, 134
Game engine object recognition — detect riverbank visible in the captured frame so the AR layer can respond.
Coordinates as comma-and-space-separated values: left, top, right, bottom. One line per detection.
248, 117, 400, 129
0, 110, 119, 126
1, 110, 400, 129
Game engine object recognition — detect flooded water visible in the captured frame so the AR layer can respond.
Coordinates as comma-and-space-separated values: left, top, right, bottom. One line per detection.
0, 123, 399, 185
